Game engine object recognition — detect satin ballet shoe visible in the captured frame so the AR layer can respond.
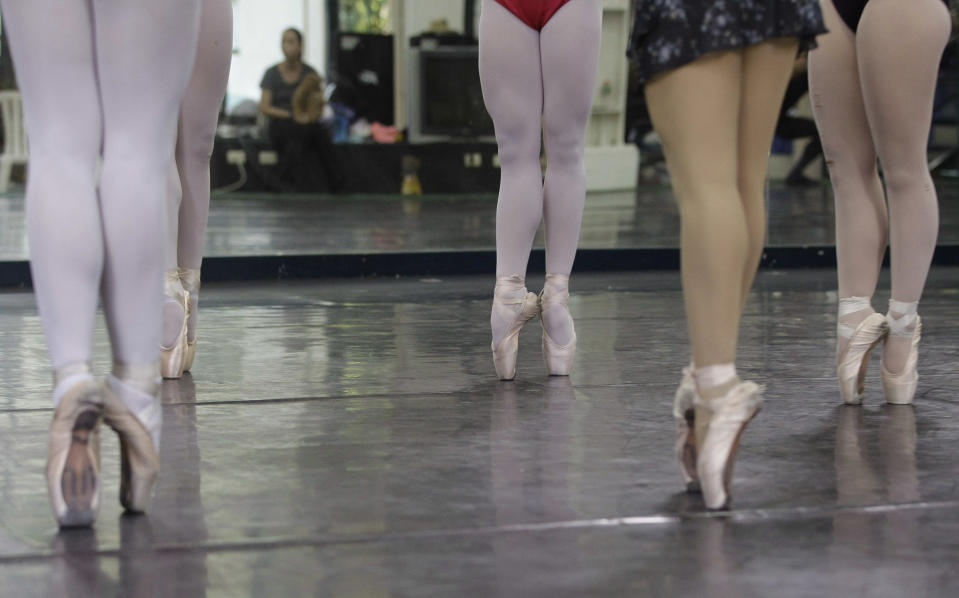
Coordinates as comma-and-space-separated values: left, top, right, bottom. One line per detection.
673, 367, 699, 492
102, 377, 161, 513
881, 316, 921, 405
539, 284, 577, 376
47, 379, 103, 527
183, 337, 197, 373
161, 270, 189, 379
694, 381, 763, 510
836, 312, 887, 405
491, 284, 540, 381
179, 268, 200, 373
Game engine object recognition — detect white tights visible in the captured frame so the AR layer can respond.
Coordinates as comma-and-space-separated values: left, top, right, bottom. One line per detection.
163, 0, 233, 347
1, 0, 200, 387
479, 0, 601, 277
479, 0, 601, 348
809, 0, 950, 370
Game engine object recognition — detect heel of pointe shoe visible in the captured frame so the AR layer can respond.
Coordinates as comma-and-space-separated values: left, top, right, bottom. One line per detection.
103, 378, 161, 513
178, 268, 201, 373
673, 368, 699, 491
183, 339, 197, 373
47, 379, 103, 527
161, 273, 190, 379
695, 382, 763, 510
493, 335, 519, 380
491, 289, 539, 381
542, 331, 576, 376
881, 317, 921, 405
882, 367, 919, 405
539, 281, 576, 376
837, 312, 887, 405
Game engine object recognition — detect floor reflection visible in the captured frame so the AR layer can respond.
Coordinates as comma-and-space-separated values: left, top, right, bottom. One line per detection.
0, 271, 957, 595
47, 529, 107, 598
2, 183, 958, 260
832, 405, 929, 595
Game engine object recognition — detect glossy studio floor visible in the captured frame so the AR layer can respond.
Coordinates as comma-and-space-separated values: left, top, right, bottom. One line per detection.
1, 183, 958, 597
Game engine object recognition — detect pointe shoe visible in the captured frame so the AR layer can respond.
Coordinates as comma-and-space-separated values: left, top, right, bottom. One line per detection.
183, 337, 197, 373
694, 381, 763, 510
47, 379, 103, 527
491, 285, 540, 381
179, 268, 200, 373
102, 378, 161, 513
881, 316, 921, 405
161, 271, 189, 379
539, 284, 577, 376
673, 367, 699, 492
837, 313, 887, 405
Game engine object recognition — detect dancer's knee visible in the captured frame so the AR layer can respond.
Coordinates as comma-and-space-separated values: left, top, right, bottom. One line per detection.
881, 162, 934, 200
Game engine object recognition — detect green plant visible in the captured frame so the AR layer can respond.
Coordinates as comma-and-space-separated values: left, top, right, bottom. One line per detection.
339, 0, 390, 33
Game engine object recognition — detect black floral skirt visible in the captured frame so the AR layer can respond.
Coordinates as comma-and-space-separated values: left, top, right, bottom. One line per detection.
628, 0, 827, 84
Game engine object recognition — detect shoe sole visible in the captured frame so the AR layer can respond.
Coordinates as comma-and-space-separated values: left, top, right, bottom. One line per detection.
679, 407, 700, 493
717, 406, 762, 510
839, 335, 884, 405
698, 403, 762, 511
58, 409, 99, 528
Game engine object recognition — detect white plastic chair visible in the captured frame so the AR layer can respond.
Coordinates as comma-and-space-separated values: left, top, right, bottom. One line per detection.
0, 91, 27, 192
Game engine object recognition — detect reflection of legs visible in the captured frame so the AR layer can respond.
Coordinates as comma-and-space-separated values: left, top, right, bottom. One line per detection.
857, 0, 950, 373
878, 405, 918, 502
177, 0, 232, 270
645, 52, 743, 372
737, 39, 799, 309
480, 0, 544, 358
167, 0, 233, 359
539, 0, 601, 347
809, 0, 887, 359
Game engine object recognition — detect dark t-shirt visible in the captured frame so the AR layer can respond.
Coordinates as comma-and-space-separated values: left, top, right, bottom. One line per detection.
260, 63, 319, 112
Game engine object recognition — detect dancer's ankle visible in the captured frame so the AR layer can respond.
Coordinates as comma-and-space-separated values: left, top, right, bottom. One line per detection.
886, 299, 918, 336
837, 295, 875, 357
492, 274, 530, 347
541, 273, 573, 347
110, 361, 160, 412
693, 363, 739, 401
883, 299, 919, 374
494, 274, 527, 298
52, 362, 94, 407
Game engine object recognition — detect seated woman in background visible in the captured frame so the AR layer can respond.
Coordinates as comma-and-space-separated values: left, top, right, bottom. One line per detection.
259, 28, 344, 192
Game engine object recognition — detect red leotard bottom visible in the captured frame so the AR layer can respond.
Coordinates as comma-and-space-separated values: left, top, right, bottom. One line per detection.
493, 0, 574, 31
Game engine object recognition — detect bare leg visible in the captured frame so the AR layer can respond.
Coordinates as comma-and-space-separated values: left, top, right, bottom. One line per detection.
645, 51, 744, 370
737, 39, 800, 308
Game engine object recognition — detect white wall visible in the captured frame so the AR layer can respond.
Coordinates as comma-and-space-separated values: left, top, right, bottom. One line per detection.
404, 0, 463, 37
227, 0, 326, 111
